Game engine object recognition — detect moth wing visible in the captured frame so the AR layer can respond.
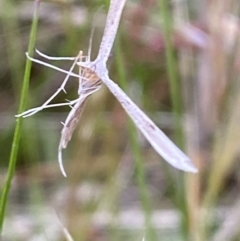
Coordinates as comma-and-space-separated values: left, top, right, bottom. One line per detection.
100, 74, 197, 173
58, 96, 89, 176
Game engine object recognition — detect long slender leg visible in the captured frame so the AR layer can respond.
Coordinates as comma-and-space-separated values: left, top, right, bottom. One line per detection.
35, 49, 88, 61
26, 53, 80, 78
16, 99, 79, 118
36, 49, 76, 61
17, 52, 84, 118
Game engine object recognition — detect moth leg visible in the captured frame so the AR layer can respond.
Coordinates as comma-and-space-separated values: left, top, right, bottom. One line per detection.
17, 52, 85, 118
26, 53, 80, 78
35, 49, 89, 62
16, 99, 79, 118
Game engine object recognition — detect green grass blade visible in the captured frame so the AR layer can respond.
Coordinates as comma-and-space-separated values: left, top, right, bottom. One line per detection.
158, 0, 184, 146
115, 36, 156, 241
158, 0, 190, 237
0, 0, 40, 233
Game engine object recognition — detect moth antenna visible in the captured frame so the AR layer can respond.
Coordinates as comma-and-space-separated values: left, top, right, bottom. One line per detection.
86, 6, 103, 62
87, 27, 95, 62
78, 51, 84, 88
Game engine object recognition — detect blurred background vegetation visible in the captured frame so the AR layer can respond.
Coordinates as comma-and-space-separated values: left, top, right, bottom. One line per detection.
0, 0, 240, 240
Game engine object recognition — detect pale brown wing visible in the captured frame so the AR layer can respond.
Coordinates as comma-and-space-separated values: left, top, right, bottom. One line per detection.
79, 66, 102, 95
58, 96, 89, 177
58, 67, 102, 176
60, 67, 101, 149
98, 73, 198, 173
59, 96, 89, 149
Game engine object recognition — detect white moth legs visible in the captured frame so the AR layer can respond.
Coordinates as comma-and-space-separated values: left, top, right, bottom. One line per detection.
18, 0, 197, 175
17, 48, 100, 177
16, 50, 87, 118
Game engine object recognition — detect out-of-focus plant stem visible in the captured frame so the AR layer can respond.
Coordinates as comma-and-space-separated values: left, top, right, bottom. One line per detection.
158, 0, 184, 146
158, 0, 190, 238
115, 35, 156, 241
0, 0, 40, 233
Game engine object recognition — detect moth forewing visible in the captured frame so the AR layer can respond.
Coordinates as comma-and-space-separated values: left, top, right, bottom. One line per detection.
18, 0, 198, 176
98, 73, 198, 173
97, 0, 127, 62
58, 59, 102, 177
58, 96, 89, 177
59, 97, 89, 149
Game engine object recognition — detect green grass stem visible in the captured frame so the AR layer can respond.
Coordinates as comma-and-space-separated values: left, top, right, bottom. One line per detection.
115, 36, 156, 241
0, 0, 40, 233
1, 0, 24, 97
158, 0, 190, 238
158, 0, 184, 146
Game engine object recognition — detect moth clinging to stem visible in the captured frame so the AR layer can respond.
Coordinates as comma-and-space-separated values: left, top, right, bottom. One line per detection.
17, 0, 198, 176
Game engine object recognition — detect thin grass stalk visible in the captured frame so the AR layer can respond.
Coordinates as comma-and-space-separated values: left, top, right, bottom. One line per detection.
59, 3, 80, 55
172, 1, 201, 240
115, 36, 156, 241
198, 2, 235, 240
198, 78, 240, 240
158, 0, 184, 146
0, 0, 40, 233
1, 0, 24, 96
158, 0, 189, 237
